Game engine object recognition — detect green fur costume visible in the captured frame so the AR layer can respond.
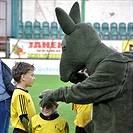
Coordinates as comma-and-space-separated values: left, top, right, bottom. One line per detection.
40, 2, 133, 133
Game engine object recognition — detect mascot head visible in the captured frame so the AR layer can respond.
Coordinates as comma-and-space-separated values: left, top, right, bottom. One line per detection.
55, 2, 113, 82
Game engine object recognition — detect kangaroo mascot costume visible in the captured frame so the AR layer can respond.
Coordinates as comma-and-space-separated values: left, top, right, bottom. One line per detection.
40, 2, 133, 133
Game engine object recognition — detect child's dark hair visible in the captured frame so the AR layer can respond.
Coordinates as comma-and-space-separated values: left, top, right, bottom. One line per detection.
12, 62, 35, 83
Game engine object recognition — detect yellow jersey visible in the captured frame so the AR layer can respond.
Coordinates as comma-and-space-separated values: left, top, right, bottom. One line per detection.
10, 88, 36, 131
72, 103, 93, 127
29, 113, 69, 133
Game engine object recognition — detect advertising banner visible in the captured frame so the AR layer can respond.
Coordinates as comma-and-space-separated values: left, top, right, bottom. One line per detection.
10, 39, 62, 59
2, 59, 60, 75
10, 39, 123, 59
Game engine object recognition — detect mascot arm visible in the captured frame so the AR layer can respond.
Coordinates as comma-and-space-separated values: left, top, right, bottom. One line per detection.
40, 61, 126, 105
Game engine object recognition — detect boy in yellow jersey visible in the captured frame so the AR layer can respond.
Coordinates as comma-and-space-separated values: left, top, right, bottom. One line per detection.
28, 90, 69, 133
72, 103, 93, 133
10, 62, 36, 133
72, 68, 93, 133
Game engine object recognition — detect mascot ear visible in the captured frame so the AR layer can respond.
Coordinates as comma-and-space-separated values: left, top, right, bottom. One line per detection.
69, 2, 81, 24
55, 6, 76, 35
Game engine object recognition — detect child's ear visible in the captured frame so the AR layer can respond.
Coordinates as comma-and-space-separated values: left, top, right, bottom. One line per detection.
21, 74, 26, 81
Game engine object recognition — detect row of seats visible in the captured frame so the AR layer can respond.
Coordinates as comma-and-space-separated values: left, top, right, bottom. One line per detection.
87, 22, 133, 40
17, 21, 133, 40
18, 21, 63, 39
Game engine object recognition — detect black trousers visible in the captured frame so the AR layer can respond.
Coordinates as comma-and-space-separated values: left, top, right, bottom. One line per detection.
75, 126, 87, 133
13, 128, 28, 133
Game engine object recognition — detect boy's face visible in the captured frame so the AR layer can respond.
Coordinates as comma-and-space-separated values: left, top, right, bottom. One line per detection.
40, 103, 58, 117
22, 69, 35, 87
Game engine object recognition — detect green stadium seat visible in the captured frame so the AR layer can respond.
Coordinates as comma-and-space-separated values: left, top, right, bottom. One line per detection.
129, 32, 133, 39
102, 22, 109, 32
18, 29, 24, 39
18, 20, 24, 30
25, 29, 32, 39
102, 31, 111, 40
42, 28, 50, 39
51, 21, 58, 30
33, 29, 41, 39
17, 20, 24, 38
110, 30, 119, 40
51, 29, 58, 39
25, 21, 33, 39
127, 22, 133, 33
93, 22, 102, 38
119, 22, 126, 32
25, 21, 32, 30
93, 22, 100, 32
119, 31, 128, 40
110, 22, 118, 32
42, 21, 49, 30
33, 21, 41, 30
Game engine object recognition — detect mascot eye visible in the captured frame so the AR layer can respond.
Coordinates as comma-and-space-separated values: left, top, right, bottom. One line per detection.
61, 39, 67, 51
62, 45, 66, 51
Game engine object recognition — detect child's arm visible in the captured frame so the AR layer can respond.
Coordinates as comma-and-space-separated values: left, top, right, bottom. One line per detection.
62, 122, 69, 133
19, 114, 29, 131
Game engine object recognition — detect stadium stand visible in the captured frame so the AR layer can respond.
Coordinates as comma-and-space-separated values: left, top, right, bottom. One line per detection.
15, 21, 133, 40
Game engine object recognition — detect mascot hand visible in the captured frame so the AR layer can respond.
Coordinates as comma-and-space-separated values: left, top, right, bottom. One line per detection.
39, 89, 55, 108
70, 72, 88, 84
